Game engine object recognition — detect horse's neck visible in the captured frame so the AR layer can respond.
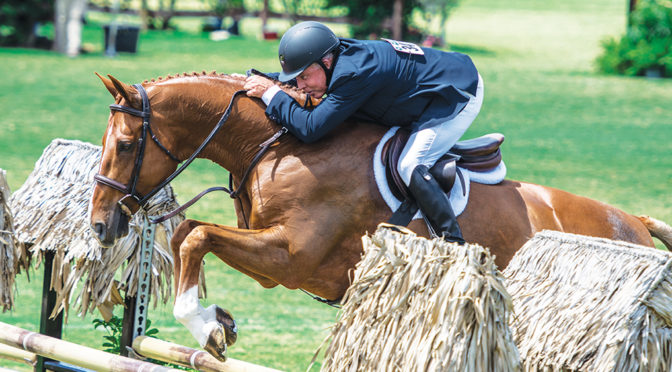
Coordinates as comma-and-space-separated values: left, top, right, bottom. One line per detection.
154, 75, 372, 185
155, 77, 277, 178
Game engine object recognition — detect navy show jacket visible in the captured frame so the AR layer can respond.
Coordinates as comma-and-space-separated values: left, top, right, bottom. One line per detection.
265, 38, 479, 143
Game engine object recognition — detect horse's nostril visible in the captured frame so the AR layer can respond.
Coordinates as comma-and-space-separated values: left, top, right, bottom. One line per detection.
93, 222, 106, 240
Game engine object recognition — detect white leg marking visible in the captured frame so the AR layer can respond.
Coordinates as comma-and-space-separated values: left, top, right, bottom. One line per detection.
174, 286, 219, 347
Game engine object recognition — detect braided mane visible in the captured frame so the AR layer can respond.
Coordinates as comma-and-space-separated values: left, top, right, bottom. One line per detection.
141, 71, 301, 92
142, 70, 238, 84
141, 71, 317, 104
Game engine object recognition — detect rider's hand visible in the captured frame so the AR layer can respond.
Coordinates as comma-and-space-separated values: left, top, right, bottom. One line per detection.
244, 75, 275, 98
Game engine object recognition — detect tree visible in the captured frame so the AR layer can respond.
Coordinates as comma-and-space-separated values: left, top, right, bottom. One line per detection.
415, 0, 460, 46
139, 0, 178, 30
596, 0, 672, 78
392, 0, 403, 39
0, 0, 53, 47
325, 0, 420, 40
206, 0, 245, 31
54, 0, 87, 56
629, 0, 638, 26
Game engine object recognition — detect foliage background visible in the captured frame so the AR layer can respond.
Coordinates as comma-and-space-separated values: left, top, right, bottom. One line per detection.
0, 0, 53, 47
0, 0, 670, 370
597, 0, 672, 77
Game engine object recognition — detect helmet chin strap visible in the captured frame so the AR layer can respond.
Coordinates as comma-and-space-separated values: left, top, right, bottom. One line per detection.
316, 59, 333, 86
316, 50, 339, 87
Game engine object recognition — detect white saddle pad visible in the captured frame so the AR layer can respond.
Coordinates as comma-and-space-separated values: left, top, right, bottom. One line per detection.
373, 127, 507, 220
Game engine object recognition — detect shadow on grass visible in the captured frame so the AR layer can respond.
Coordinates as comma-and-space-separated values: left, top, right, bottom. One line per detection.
448, 43, 496, 57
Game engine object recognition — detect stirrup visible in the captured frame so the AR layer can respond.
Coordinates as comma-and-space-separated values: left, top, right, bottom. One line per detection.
424, 215, 465, 244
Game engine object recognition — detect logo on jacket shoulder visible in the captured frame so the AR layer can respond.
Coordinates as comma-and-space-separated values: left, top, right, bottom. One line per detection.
381, 38, 425, 55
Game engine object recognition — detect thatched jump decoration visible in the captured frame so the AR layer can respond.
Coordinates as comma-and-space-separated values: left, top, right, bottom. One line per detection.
0, 169, 28, 312
9, 139, 200, 320
504, 230, 672, 371
321, 224, 521, 372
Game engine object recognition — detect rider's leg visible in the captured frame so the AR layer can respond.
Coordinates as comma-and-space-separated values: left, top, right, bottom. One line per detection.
397, 74, 484, 241
409, 164, 465, 243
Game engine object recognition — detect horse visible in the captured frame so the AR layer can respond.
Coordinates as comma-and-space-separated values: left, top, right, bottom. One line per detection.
89, 72, 672, 361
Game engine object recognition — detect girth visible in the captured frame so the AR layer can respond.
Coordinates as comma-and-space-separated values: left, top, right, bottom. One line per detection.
381, 129, 504, 201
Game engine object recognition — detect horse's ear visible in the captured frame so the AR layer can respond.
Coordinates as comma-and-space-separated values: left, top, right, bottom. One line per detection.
107, 74, 142, 109
96, 72, 118, 98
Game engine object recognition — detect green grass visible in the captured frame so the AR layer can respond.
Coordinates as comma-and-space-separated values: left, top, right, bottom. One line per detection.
1, 0, 671, 370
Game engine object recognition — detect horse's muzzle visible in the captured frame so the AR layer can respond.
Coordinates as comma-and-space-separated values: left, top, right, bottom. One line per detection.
92, 205, 130, 248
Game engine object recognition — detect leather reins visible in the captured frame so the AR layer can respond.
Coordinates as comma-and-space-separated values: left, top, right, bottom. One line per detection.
94, 83, 286, 224
95, 82, 341, 308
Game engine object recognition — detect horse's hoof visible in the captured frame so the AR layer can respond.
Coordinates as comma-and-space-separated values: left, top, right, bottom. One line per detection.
203, 306, 237, 362
204, 326, 228, 362
215, 306, 238, 345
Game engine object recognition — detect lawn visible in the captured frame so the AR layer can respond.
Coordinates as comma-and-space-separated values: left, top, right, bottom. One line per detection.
0, 0, 670, 370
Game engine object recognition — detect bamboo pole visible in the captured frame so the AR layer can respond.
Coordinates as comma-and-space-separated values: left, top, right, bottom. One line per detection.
0, 322, 180, 372
0, 342, 36, 366
133, 336, 282, 372
0, 368, 22, 372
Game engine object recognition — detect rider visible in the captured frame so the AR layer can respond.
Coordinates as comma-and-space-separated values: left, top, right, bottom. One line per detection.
244, 21, 483, 244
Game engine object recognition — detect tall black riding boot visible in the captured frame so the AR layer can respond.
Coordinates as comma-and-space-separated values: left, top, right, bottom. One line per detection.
408, 165, 465, 244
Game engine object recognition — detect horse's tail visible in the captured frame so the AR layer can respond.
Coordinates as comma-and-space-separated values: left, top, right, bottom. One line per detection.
637, 215, 672, 250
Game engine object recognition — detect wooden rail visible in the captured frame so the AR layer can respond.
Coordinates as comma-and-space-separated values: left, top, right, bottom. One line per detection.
0, 342, 36, 366
133, 336, 282, 372
0, 322, 180, 372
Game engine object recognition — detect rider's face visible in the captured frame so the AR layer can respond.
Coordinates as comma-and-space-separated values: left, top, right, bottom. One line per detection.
296, 63, 328, 99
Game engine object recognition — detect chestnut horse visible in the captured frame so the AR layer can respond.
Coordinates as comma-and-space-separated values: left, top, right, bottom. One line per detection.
90, 72, 672, 361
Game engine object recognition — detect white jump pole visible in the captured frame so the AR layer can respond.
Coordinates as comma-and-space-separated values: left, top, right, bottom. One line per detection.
133, 336, 282, 372
0, 342, 36, 366
0, 368, 24, 372
0, 322, 181, 372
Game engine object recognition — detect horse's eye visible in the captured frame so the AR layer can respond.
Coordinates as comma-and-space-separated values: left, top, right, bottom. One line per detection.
117, 141, 135, 153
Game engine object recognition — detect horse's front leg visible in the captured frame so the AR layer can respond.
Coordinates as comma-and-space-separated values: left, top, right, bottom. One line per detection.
172, 220, 277, 289
171, 220, 296, 362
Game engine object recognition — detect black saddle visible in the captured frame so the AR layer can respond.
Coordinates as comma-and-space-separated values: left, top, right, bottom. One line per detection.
382, 129, 504, 201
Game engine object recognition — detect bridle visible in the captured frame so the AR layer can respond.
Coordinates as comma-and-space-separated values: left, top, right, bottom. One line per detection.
94, 84, 182, 211
94, 82, 340, 308
94, 83, 286, 223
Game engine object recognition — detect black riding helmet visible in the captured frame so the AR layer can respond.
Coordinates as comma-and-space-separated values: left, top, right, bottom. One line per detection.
278, 21, 340, 82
